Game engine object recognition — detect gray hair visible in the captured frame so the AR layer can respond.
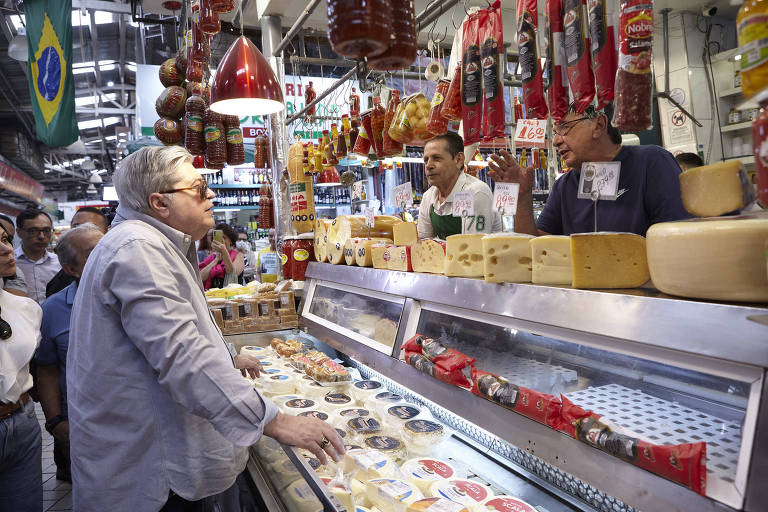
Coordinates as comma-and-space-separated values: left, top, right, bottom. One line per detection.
113, 145, 193, 213
55, 223, 103, 268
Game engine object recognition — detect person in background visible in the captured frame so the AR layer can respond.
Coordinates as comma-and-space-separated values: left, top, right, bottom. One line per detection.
489, 103, 691, 236
36, 223, 104, 484
45, 207, 108, 298
0, 214, 28, 297
417, 131, 501, 239
256, 228, 280, 283
68, 146, 343, 511
14, 209, 60, 304
0, 221, 43, 511
197, 228, 213, 263
199, 223, 244, 290
675, 152, 704, 171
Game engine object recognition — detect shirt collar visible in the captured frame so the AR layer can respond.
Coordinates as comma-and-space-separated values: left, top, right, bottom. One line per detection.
443, 172, 470, 204
113, 204, 194, 256
14, 245, 55, 263
65, 281, 78, 305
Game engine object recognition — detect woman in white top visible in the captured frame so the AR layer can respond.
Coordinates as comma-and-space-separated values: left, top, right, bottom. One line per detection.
0, 222, 43, 510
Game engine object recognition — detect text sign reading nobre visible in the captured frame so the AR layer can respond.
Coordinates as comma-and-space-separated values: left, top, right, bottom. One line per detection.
393, 182, 413, 208
514, 119, 547, 148
493, 182, 520, 215
452, 191, 475, 217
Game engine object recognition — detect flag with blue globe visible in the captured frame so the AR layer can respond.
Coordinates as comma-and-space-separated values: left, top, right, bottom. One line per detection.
26, 0, 78, 147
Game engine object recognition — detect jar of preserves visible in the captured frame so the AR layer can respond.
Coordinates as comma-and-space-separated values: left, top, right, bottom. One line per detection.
368, 0, 418, 71
737, 0, 768, 98
211, 0, 235, 13
349, 87, 361, 117
336, 124, 348, 158
754, 101, 768, 207
254, 136, 267, 168
205, 109, 227, 166
353, 110, 373, 156
340, 114, 352, 157
441, 64, 462, 121
426, 79, 451, 136
402, 92, 433, 143
388, 101, 413, 144
223, 115, 245, 165
349, 126, 359, 151
184, 95, 206, 155
327, 0, 392, 58
199, 0, 220, 35
292, 234, 314, 281
305, 81, 317, 123
382, 90, 403, 156
281, 237, 295, 280
370, 97, 386, 157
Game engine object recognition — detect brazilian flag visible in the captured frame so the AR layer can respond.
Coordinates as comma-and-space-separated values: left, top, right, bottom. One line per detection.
25, 0, 78, 147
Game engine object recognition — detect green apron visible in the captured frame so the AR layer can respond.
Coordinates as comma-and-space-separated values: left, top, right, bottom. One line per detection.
429, 205, 462, 239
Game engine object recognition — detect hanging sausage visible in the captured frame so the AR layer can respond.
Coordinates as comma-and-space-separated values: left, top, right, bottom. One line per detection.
327, 0, 392, 58
367, 0, 417, 71
184, 95, 206, 155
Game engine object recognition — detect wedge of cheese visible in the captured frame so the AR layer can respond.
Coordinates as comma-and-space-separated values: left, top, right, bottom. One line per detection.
328, 239, 346, 264
393, 222, 418, 246
412, 240, 446, 274
570, 232, 650, 289
356, 239, 394, 267
388, 246, 413, 272
679, 160, 755, 217
327, 215, 401, 250
400, 458, 456, 494
530, 235, 573, 285
481, 233, 535, 283
647, 216, 768, 301
372, 245, 395, 269
444, 234, 485, 277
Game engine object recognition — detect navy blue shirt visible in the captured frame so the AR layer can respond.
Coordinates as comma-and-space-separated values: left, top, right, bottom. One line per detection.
536, 145, 692, 235
35, 280, 76, 415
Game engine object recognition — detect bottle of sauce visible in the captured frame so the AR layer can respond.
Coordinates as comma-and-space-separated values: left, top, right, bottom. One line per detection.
441, 64, 462, 121
382, 90, 403, 156
341, 114, 352, 156
327, 0, 392, 58
305, 81, 317, 123
349, 87, 361, 118
754, 101, 768, 207
336, 120, 348, 158
184, 95, 206, 155
737, 0, 768, 98
426, 79, 451, 136
370, 97, 386, 158
368, 0, 418, 71
514, 96, 524, 121
199, 0, 220, 35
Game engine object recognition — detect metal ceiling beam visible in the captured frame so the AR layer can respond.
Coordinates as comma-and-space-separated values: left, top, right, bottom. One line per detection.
76, 84, 136, 95
0, 105, 134, 114
272, 0, 321, 57
88, 9, 103, 85
72, 0, 132, 15
118, 12, 129, 127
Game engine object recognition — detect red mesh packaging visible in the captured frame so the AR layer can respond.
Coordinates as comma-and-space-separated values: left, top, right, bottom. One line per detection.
224, 115, 245, 165
461, 13, 483, 144
516, 0, 548, 120
441, 63, 462, 121
404, 351, 472, 389
562, 0, 595, 113
471, 368, 561, 428
184, 95, 206, 155
426, 80, 450, 136
613, 0, 654, 131
401, 335, 475, 372
587, 0, 618, 109
480, 1, 506, 138
544, 0, 569, 121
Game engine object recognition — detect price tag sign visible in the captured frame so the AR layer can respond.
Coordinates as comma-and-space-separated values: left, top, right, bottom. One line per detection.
493, 182, 520, 215
514, 119, 548, 148
364, 207, 375, 227
352, 180, 365, 201
452, 191, 475, 217
577, 162, 622, 200
393, 182, 413, 208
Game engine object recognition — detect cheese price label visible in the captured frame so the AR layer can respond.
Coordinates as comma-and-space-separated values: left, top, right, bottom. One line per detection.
393, 182, 413, 208
493, 182, 520, 215
576, 161, 621, 200
352, 180, 365, 200
452, 191, 475, 217
364, 207, 376, 227
513, 119, 548, 148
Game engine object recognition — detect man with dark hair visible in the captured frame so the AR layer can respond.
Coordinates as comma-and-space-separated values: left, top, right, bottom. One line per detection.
417, 131, 501, 239
0, 214, 28, 297
489, 104, 690, 236
15, 209, 60, 304
675, 152, 704, 171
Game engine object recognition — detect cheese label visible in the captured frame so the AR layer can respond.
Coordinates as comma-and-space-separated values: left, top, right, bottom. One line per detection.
403, 459, 455, 480
348, 417, 382, 434
423, 498, 467, 512
435, 479, 491, 504
294, 249, 309, 261
371, 479, 414, 502
285, 399, 316, 409
325, 393, 352, 405
387, 405, 420, 420
340, 408, 371, 418
375, 392, 403, 402
483, 496, 537, 512
298, 410, 329, 421
335, 428, 347, 438
353, 450, 388, 470
365, 435, 402, 451
262, 368, 281, 375
270, 375, 290, 381
354, 380, 383, 390
405, 420, 443, 434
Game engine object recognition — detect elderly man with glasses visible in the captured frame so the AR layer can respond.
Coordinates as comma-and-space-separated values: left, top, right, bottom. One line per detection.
14, 209, 61, 304
489, 104, 690, 236
68, 146, 343, 512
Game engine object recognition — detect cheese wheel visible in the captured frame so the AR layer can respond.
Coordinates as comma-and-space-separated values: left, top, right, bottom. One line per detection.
481, 233, 535, 283
345, 238, 363, 265
530, 236, 573, 285
406, 498, 469, 512
402, 419, 447, 455
328, 239, 346, 265
297, 375, 328, 398
382, 404, 421, 429
393, 222, 418, 246
314, 220, 332, 262
679, 160, 756, 217
328, 215, 402, 248
365, 479, 423, 512
322, 392, 355, 410
429, 479, 494, 511
481, 495, 537, 512
646, 216, 768, 301
362, 435, 406, 462
273, 394, 303, 410
445, 234, 485, 277
240, 345, 268, 357
288, 141, 317, 234
356, 239, 394, 266
388, 246, 413, 272
283, 398, 319, 415
262, 373, 295, 395
352, 380, 386, 404
370, 392, 405, 418
346, 417, 384, 439
334, 408, 375, 428
570, 232, 650, 289
412, 239, 446, 274
400, 458, 457, 494
297, 410, 331, 422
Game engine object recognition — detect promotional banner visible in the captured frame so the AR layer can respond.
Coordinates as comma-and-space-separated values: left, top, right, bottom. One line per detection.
25, 0, 78, 147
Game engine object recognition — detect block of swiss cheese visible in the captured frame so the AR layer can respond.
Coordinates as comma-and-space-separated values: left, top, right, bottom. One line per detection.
570, 232, 650, 289
393, 222, 418, 246
530, 235, 573, 285
481, 233, 535, 283
445, 234, 485, 277
412, 239, 446, 274
679, 160, 756, 217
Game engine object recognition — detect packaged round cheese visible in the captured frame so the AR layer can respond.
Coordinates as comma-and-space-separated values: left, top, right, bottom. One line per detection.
365, 478, 423, 512
343, 449, 395, 482
406, 497, 469, 512
334, 408, 376, 428
279, 479, 323, 512
481, 496, 537, 512
322, 392, 355, 410
362, 435, 407, 462
240, 345, 269, 357
262, 373, 296, 395
346, 417, 384, 439
273, 394, 303, 411
370, 392, 405, 417
402, 420, 446, 455
429, 479, 494, 511
297, 410, 331, 422
352, 380, 386, 404
382, 404, 422, 429
297, 375, 328, 398
283, 398, 319, 415
400, 458, 457, 494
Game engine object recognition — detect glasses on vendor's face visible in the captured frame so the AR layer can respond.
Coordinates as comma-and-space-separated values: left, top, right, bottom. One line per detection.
160, 179, 210, 201
552, 117, 590, 137
21, 227, 53, 237
0, 306, 11, 340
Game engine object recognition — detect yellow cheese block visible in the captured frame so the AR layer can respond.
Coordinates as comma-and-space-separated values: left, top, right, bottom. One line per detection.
393, 222, 418, 246
444, 234, 485, 277
388, 246, 413, 272
412, 240, 446, 274
328, 239, 346, 265
372, 245, 395, 269
570, 232, 650, 289
365, 479, 423, 512
481, 233, 535, 283
647, 216, 768, 301
356, 239, 394, 267
530, 235, 573, 285
328, 215, 401, 248
679, 160, 755, 217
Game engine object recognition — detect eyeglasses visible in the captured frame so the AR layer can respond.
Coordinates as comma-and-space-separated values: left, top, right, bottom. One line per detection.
21, 227, 53, 236
0, 306, 12, 340
552, 117, 590, 137
160, 180, 210, 201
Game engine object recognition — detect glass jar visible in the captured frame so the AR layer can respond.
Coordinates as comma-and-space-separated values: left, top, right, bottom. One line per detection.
426, 79, 451, 136
441, 64, 462, 121
327, 0, 392, 58
754, 101, 768, 207
368, 0, 418, 71
382, 90, 403, 156
370, 97, 386, 157
184, 95, 206, 155
737, 0, 768, 98
353, 110, 373, 156
292, 234, 314, 281
199, 0, 220, 35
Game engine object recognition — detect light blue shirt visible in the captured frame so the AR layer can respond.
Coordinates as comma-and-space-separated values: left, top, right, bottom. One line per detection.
13, 246, 60, 304
68, 204, 278, 511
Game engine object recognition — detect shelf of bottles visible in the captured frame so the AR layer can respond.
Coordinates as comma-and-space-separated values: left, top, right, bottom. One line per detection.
314, 187, 352, 208
205, 168, 271, 186
205, 168, 270, 209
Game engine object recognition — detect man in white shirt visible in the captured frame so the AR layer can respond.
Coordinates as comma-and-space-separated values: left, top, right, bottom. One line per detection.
417, 132, 501, 239
14, 209, 61, 304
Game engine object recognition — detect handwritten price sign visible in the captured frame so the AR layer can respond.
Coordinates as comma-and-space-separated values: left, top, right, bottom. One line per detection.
493, 182, 520, 215
452, 191, 475, 217
352, 180, 365, 201
392, 182, 413, 208
514, 119, 547, 148
364, 207, 375, 227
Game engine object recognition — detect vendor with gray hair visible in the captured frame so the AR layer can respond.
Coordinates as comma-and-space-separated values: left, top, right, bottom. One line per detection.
68, 145, 344, 511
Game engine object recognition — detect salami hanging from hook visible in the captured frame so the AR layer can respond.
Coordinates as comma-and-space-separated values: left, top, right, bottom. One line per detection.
516, 0, 548, 120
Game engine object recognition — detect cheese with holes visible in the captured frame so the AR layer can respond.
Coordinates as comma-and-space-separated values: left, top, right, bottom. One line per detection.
679, 161, 756, 217
429, 479, 494, 512
530, 235, 573, 285
481, 233, 535, 283
356, 239, 394, 266
481, 495, 537, 512
400, 458, 456, 494
393, 222, 418, 246
407, 498, 469, 512
412, 240, 446, 274
647, 216, 768, 301
444, 234, 485, 277
343, 449, 395, 482
372, 245, 395, 269
365, 479, 423, 512
570, 232, 650, 289
389, 246, 413, 272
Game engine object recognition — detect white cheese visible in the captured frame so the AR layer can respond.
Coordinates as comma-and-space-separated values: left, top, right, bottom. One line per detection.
283, 398, 319, 415
530, 235, 573, 285
429, 479, 494, 512
400, 458, 457, 494
406, 498, 469, 512
388, 246, 414, 272
280, 479, 323, 512
365, 478, 423, 512
343, 449, 395, 482
444, 234, 485, 277
412, 240, 446, 274
481, 233, 535, 283
351, 380, 385, 404
481, 495, 537, 512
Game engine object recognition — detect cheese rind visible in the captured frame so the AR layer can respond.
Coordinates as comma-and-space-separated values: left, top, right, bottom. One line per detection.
412, 240, 446, 274
388, 246, 413, 272
679, 161, 756, 217
481, 233, 535, 283
647, 216, 768, 301
530, 235, 573, 285
570, 232, 650, 289
444, 234, 485, 277
393, 222, 418, 246
344, 238, 363, 265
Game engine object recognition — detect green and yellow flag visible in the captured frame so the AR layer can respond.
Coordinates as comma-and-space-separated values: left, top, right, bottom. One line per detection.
25, 0, 78, 147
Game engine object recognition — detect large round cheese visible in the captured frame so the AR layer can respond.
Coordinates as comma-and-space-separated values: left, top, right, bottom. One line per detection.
382, 404, 422, 429
240, 345, 269, 357
647, 216, 768, 301
297, 375, 328, 398
297, 410, 331, 422
400, 458, 457, 494
406, 498, 469, 512
481, 496, 537, 512
322, 392, 354, 410
402, 420, 447, 455
262, 373, 296, 395
429, 479, 494, 511
370, 392, 405, 417
362, 435, 406, 462
352, 380, 386, 404
346, 417, 384, 439
273, 394, 303, 411
283, 398, 319, 415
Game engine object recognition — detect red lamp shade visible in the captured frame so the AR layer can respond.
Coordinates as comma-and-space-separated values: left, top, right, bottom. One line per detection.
316, 167, 341, 186
210, 36, 285, 116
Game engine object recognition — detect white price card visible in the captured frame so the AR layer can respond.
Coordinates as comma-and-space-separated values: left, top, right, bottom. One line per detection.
364, 207, 375, 227
514, 119, 548, 148
392, 182, 413, 208
452, 191, 475, 217
352, 180, 365, 201
493, 182, 520, 215
577, 162, 622, 200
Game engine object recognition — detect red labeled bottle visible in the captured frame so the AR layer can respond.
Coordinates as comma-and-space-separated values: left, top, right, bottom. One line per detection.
184, 95, 206, 155
305, 81, 317, 123
382, 90, 403, 156
368, 0, 418, 71
370, 97, 386, 157
441, 63, 462, 121
353, 109, 373, 156
349, 87, 361, 118
327, 0, 392, 58
754, 101, 768, 207
224, 115, 245, 165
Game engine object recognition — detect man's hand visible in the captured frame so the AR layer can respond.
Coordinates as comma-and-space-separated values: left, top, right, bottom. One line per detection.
488, 150, 535, 196
234, 354, 263, 379
52, 420, 70, 457
263, 412, 345, 465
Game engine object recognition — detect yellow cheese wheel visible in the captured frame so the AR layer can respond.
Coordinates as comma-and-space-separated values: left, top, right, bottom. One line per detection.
327, 215, 401, 248
679, 160, 755, 217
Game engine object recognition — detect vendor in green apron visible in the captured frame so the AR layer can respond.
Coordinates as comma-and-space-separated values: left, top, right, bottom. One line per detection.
417, 132, 501, 239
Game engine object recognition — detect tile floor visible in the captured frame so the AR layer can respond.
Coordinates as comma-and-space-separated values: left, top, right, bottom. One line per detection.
36, 403, 73, 512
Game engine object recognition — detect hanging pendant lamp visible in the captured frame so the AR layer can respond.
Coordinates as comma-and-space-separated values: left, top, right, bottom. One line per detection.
210, 36, 284, 116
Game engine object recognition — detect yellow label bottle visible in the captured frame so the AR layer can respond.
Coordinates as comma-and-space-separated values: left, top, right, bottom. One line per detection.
738, 0, 768, 97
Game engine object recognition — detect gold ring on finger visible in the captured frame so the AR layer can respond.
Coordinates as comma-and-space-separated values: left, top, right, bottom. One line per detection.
319, 437, 329, 448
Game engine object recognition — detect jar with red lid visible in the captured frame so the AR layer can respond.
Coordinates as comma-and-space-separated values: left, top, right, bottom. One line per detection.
368, 0, 418, 71
353, 110, 373, 156
292, 234, 314, 281
427, 79, 451, 135
370, 97, 386, 158
199, 0, 220, 35
382, 90, 403, 156
441, 64, 462, 121
281, 237, 295, 280
327, 0, 392, 58
754, 101, 768, 208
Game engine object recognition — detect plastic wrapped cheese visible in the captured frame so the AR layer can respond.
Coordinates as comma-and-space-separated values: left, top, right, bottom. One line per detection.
283, 398, 319, 415
406, 498, 469, 512
352, 380, 386, 404
481, 233, 535, 283
429, 479, 494, 512
370, 392, 405, 418
570, 232, 650, 289
298, 410, 331, 422
400, 458, 457, 494
269, 458, 302, 488
481, 496, 537, 512
402, 420, 447, 456
365, 478, 423, 512
273, 394, 303, 411
240, 345, 269, 357
255, 436, 284, 463
346, 416, 384, 440
298, 375, 329, 398
334, 408, 375, 428
362, 435, 407, 462
280, 479, 323, 512
320, 476, 356, 511
343, 449, 395, 482
382, 405, 422, 429
322, 392, 355, 410
262, 373, 296, 395
679, 160, 756, 217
